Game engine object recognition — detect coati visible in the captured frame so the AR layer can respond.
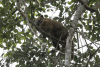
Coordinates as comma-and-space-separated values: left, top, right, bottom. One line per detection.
35, 15, 68, 50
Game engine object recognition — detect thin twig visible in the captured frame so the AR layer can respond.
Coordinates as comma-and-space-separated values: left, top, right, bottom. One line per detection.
85, 46, 100, 67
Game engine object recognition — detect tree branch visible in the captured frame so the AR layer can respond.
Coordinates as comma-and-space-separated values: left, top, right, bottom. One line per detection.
78, 0, 96, 12
65, 0, 88, 66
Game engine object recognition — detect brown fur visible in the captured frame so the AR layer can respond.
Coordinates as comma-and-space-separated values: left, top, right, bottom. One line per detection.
35, 15, 68, 50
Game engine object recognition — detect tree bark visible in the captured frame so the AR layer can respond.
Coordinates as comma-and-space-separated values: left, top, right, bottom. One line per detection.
65, 0, 88, 66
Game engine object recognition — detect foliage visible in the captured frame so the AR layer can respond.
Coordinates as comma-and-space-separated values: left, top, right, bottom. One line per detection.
0, 0, 100, 67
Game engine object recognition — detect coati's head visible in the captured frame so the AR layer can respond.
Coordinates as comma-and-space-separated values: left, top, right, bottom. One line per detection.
35, 15, 44, 26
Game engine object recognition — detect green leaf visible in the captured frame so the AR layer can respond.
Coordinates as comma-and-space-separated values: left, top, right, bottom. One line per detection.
0, 37, 3, 44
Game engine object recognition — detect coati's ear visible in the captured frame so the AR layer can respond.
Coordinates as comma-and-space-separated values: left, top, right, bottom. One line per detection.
40, 15, 43, 18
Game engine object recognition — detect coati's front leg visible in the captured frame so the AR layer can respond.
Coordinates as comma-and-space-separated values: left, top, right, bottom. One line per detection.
52, 41, 60, 50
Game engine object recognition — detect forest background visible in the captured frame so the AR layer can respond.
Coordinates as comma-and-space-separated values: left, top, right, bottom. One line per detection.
0, 0, 100, 67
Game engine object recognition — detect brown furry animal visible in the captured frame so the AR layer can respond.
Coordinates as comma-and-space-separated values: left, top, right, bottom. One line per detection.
35, 15, 68, 50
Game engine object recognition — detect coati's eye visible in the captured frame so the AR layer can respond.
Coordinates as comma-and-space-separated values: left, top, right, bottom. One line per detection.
36, 19, 43, 26
38, 19, 43, 22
